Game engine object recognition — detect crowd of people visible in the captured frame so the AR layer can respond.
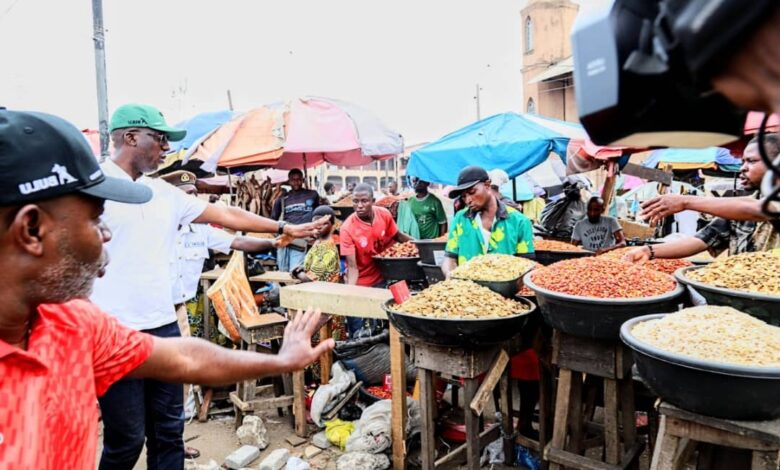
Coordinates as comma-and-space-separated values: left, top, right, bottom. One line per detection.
3, 2, 780, 467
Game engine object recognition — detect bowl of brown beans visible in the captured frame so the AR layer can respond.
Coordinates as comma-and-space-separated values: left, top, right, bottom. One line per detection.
383, 279, 536, 347
373, 242, 425, 282
523, 258, 685, 339
675, 252, 780, 325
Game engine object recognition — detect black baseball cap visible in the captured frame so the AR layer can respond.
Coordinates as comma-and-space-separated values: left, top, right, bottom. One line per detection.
0, 108, 152, 205
448, 165, 490, 199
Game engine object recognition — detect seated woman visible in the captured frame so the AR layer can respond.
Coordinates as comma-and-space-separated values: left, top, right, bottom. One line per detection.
292, 206, 341, 283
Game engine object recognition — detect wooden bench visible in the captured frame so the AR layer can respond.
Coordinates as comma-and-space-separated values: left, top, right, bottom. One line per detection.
651, 402, 780, 470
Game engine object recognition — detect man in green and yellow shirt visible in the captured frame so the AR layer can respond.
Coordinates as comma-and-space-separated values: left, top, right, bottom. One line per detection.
442, 166, 535, 276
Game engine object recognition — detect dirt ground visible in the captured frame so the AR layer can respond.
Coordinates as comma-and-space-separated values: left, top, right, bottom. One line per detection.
99, 406, 525, 470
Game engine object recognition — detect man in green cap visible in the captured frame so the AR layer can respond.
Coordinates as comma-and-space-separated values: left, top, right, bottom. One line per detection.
92, 103, 327, 469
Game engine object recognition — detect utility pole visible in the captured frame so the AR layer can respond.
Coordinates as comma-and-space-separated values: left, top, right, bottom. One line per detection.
91, 0, 109, 160
226, 89, 234, 111
474, 83, 482, 121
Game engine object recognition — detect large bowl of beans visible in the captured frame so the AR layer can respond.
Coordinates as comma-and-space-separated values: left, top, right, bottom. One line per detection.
523, 257, 685, 339
621, 306, 780, 419
675, 252, 780, 325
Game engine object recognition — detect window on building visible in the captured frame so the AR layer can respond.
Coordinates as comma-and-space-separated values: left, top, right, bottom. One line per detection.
527, 98, 536, 114
525, 16, 533, 53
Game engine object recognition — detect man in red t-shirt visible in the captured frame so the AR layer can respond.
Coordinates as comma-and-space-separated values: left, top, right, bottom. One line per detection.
0, 109, 333, 470
340, 183, 411, 336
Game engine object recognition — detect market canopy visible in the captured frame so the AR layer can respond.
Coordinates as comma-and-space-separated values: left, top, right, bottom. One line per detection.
407, 113, 571, 186
183, 97, 403, 171
642, 147, 742, 172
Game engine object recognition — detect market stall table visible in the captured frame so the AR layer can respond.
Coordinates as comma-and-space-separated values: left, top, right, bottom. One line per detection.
278, 282, 409, 463
651, 402, 780, 470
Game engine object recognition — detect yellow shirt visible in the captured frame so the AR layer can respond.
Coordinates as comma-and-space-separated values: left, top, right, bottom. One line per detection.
522, 197, 546, 223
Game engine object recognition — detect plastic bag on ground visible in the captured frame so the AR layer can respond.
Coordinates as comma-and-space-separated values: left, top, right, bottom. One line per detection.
324, 419, 355, 450
337, 452, 390, 470
345, 398, 421, 454
310, 362, 356, 426
480, 437, 505, 466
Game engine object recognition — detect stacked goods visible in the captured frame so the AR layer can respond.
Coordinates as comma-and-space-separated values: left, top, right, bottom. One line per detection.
631, 306, 780, 367
393, 280, 529, 319
687, 252, 780, 295
600, 247, 693, 275
534, 240, 586, 252
378, 241, 419, 258
531, 257, 677, 298
451, 254, 536, 282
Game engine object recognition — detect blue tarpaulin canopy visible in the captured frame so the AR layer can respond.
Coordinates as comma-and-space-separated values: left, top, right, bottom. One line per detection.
170, 110, 236, 152
407, 113, 570, 186
642, 147, 742, 172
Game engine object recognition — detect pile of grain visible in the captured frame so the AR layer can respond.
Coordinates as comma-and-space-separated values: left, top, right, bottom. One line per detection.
687, 252, 780, 295
393, 279, 527, 319
451, 254, 536, 282
631, 306, 780, 367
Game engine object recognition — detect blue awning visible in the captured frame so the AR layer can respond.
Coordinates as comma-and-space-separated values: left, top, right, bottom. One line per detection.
407, 113, 570, 186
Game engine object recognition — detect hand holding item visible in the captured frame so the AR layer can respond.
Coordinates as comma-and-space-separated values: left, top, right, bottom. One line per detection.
286, 217, 329, 239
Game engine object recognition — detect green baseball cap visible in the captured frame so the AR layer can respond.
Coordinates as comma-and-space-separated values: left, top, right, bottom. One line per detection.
109, 103, 187, 142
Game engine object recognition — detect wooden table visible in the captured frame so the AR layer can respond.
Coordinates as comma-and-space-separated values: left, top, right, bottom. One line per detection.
652, 402, 780, 470
279, 282, 410, 466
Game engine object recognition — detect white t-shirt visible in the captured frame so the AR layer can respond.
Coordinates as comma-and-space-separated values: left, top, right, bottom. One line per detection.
171, 224, 235, 304
91, 160, 208, 330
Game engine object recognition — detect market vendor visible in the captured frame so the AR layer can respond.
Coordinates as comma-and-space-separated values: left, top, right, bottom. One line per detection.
0, 108, 333, 470
441, 166, 535, 277
571, 196, 626, 254
340, 183, 412, 336
625, 135, 779, 263
271, 168, 321, 271
407, 176, 447, 239
291, 205, 341, 283
440, 165, 538, 438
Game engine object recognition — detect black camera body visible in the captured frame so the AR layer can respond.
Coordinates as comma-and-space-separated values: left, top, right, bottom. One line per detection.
572, 0, 775, 148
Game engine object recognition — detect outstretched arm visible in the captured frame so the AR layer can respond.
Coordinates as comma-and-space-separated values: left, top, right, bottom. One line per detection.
128, 308, 333, 385
194, 204, 326, 239
640, 195, 767, 223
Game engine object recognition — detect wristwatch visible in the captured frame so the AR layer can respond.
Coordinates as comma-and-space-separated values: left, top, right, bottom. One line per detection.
277, 221, 287, 235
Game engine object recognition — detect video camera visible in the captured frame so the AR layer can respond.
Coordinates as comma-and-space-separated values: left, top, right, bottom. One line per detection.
571, 0, 779, 216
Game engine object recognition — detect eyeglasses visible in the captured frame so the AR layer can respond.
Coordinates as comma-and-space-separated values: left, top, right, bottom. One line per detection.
127, 129, 168, 145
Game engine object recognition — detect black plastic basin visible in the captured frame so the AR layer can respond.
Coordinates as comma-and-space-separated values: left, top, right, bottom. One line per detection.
413, 240, 447, 265
373, 256, 425, 282
418, 261, 445, 285
534, 249, 594, 266
621, 314, 780, 420
675, 266, 780, 326
523, 271, 686, 340
383, 297, 537, 347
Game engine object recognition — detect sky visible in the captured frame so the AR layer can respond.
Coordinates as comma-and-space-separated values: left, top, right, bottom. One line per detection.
0, 0, 560, 146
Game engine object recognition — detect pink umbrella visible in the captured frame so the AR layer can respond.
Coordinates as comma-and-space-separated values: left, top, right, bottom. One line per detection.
184, 97, 403, 172
744, 111, 779, 135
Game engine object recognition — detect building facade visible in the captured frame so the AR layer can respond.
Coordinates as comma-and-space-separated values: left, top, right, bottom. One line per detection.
520, 0, 579, 122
